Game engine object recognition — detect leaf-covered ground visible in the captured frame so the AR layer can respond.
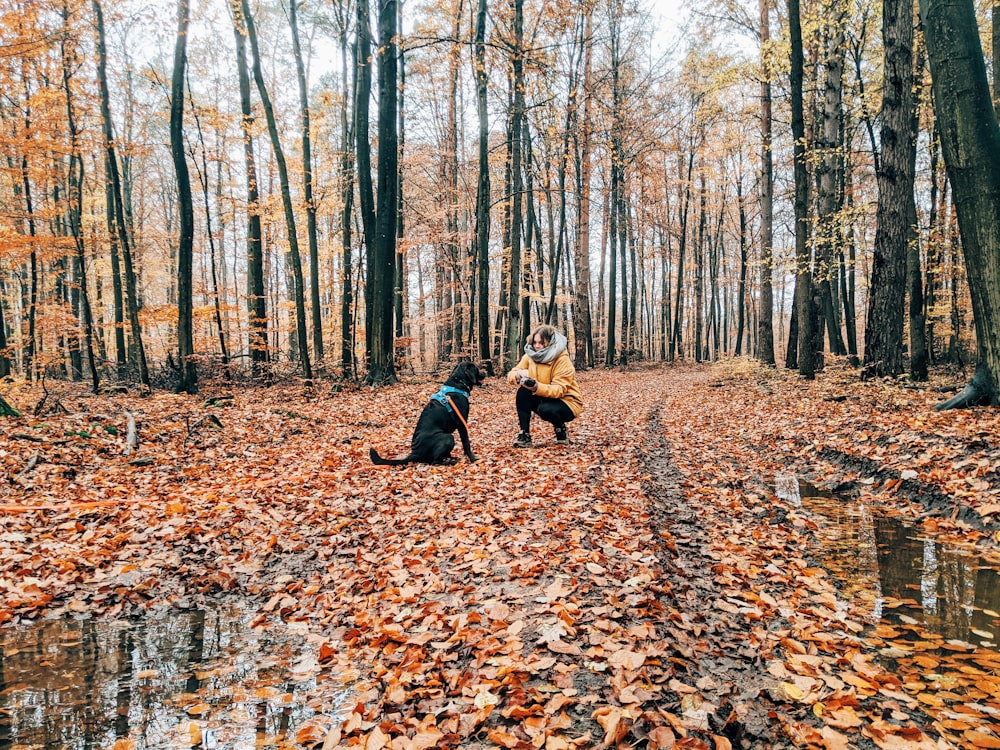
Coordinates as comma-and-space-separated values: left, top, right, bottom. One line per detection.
1, 362, 999, 749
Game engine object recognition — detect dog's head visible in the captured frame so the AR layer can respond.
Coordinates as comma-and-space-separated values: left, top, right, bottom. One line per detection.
449, 361, 486, 392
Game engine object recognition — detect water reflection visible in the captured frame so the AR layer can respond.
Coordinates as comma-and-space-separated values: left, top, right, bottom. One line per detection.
0, 608, 352, 749
775, 474, 1000, 646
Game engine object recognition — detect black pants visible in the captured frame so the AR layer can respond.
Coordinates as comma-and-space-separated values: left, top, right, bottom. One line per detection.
516, 387, 575, 434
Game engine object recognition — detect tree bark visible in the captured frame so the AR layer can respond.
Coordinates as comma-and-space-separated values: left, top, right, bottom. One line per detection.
921, 0, 1000, 407
241, 0, 312, 380
757, 0, 776, 366
288, 0, 323, 366
863, 0, 914, 379
356, 0, 377, 363
572, 6, 595, 369
94, 0, 148, 387
365, 0, 398, 385
171, 0, 197, 394
473, 0, 491, 364
230, 0, 268, 375
503, 0, 525, 370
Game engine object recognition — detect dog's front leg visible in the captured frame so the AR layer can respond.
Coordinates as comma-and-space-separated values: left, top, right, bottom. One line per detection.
457, 421, 477, 463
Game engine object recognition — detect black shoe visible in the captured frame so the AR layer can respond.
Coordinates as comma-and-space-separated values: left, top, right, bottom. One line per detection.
554, 425, 568, 444
513, 432, 532, 448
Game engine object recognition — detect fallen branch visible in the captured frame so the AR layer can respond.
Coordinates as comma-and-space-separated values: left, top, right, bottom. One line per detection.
16, 451, 39, 481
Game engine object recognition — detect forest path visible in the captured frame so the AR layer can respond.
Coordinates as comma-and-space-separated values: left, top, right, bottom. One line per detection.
1, 363, 994, 747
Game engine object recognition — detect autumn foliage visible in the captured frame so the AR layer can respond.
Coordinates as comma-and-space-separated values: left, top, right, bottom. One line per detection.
1, 363, 1000, 748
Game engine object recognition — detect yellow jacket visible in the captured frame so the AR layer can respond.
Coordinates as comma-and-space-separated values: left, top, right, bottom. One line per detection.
507, 350, 584, 417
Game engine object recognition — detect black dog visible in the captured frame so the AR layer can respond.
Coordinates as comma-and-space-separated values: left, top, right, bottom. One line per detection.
369, 361, 485, 466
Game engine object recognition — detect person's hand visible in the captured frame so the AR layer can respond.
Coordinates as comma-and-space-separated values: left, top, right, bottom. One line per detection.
514, 369, 530, 383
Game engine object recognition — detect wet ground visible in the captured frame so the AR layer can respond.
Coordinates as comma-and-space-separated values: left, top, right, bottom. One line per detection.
0, 608, 352, 749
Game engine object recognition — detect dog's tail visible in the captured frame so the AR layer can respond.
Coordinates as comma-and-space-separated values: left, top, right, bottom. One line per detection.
369, 447, 413, 466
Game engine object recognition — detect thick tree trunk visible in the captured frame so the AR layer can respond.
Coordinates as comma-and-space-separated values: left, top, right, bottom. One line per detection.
921, 0, 1000, 407
366, 0, 398, 385
863, 0, 914, 379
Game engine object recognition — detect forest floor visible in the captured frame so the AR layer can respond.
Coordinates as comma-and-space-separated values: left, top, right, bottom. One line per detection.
1, 361, 999, 749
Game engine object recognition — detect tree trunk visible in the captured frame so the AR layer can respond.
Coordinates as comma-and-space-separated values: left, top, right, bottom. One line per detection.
94, 0, 148, 387
908, 38, 929, 381
241, 0, 312, 380
366, 0, 398, 385
671, 150, 694, 361
171, 0, 197, 394
921, 0, 1000, 407
473, 0, 491, 364
333, 1, 355, 378
503, 0, 525, 370
735, 175, 748, 356
288, 0, 323, 365
863, 0, 914, 379
231, 2, 268, 375
572, 6, 595, 369
788, 0, 814, 378
816, 0, 847, 358
757, 0, 776, 365
356, 0, 377, 363
188, 78, 230, 371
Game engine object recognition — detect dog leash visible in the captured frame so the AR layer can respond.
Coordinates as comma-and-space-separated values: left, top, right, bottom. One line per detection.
446, 396, 470, 432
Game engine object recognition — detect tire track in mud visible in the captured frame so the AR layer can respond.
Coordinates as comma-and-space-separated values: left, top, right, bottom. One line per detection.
640, 406, 792, 748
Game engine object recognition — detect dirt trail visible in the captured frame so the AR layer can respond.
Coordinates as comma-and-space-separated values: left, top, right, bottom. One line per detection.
0, 364, 984, 748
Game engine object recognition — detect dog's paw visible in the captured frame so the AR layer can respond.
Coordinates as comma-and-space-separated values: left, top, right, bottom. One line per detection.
468, 455, 479, 463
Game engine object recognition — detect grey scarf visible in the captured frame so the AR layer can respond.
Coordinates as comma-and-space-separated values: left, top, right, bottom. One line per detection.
525, 331, 567, 364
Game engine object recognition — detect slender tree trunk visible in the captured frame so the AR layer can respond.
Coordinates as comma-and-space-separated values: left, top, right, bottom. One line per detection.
94, 0, 148, 387
288, 0, 323, 366
503, 0, 525, 369
671, 149, 694, 361
356, 0, 377, 364
816, 0, 847, 358
757, 0, 776, 365
908, 38, 929, 381
241, 0, 312, 380
171, 0, 197, 394
188, 74, 231, 371
473, 0, 491, 364
788, 0, 814, 378
231, 0, 268, 375
572, 7, 595, 369
735, 175, 748, 356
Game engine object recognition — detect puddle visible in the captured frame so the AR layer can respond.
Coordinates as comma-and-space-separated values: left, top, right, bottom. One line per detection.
775, 474, 1000, 647
0, 608, 353, 749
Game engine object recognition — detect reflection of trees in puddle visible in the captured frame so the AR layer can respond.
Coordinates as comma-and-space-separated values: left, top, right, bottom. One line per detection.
774, 474, 1000, 645
0, 609, 352, 749
776, 474, 1000, 741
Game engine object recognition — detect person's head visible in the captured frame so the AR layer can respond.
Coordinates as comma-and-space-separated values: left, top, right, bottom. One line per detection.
528, 325, 557, 351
